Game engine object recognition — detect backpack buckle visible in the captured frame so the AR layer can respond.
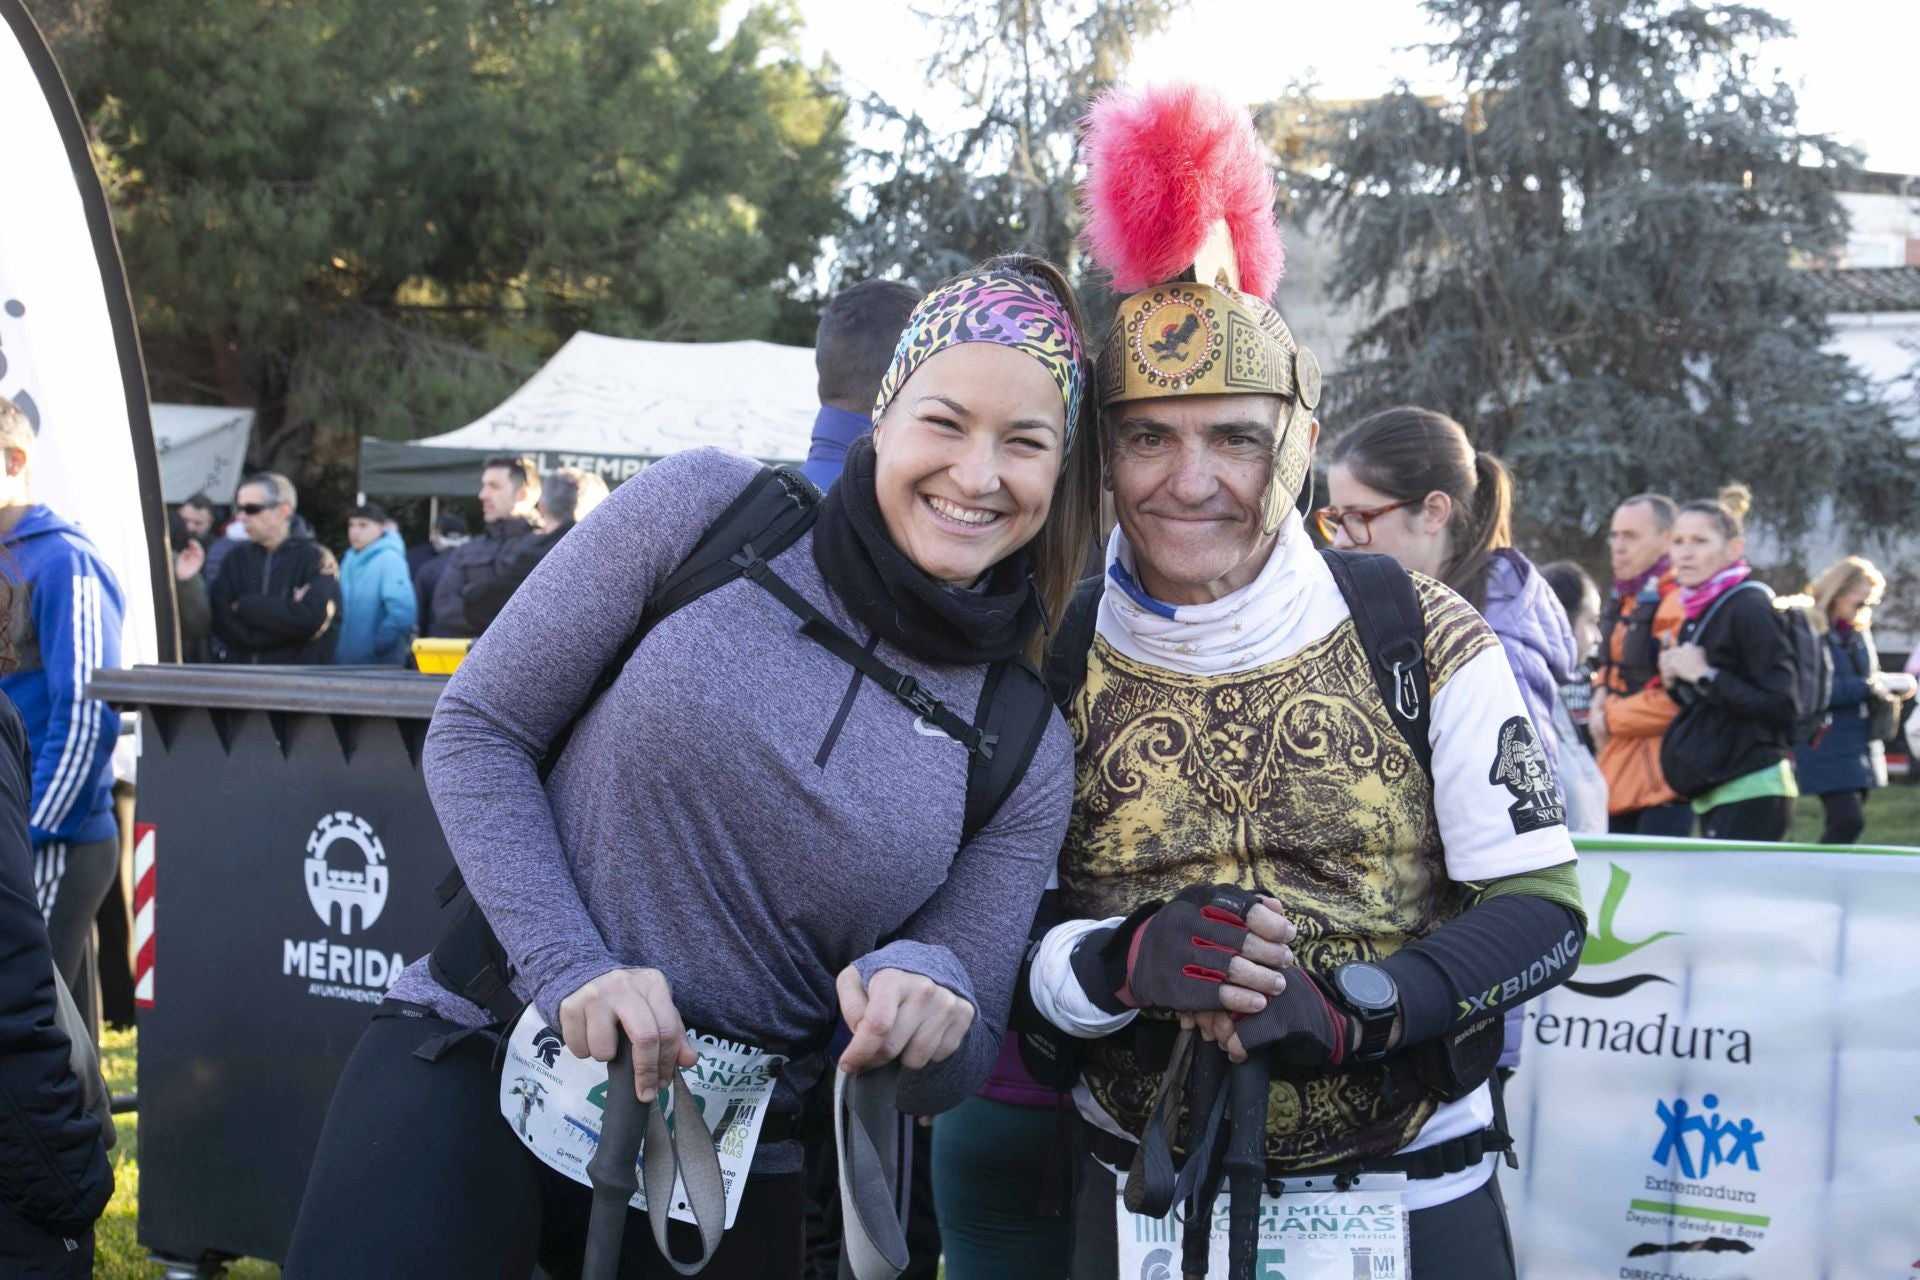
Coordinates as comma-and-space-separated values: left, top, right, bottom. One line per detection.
892, 675, 942, 720
1391, 659, 1421, 720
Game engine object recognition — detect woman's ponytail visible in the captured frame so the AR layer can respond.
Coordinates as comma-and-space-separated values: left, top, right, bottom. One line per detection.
1448, 451, 1514, 612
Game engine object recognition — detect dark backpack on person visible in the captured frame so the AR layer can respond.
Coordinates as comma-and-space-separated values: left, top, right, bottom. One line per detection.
1688, 581, 1833, 747
429, 465, 1059, 1024
1046, 548, 1437, 775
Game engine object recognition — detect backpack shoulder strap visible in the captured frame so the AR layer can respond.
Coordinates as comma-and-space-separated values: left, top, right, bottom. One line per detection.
963, 657, 1056, 844
1043, 574, 1104, 710
1320, 549, 1433, 779
537, 465, 819, 782
1689, 578, 1770, 642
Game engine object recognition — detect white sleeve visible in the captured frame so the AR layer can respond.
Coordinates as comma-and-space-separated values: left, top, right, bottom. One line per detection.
1429, 647, 1580, 882
1029, 917, 1139, 1039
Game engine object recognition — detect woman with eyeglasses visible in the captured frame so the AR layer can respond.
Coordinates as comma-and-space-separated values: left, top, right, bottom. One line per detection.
1321, 407, 1578, 781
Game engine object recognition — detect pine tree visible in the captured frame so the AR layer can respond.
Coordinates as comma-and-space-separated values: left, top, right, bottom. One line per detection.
1307, 0, 1919, 549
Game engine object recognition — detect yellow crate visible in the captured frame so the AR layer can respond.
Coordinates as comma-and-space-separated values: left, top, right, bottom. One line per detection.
411, 637, 472, 674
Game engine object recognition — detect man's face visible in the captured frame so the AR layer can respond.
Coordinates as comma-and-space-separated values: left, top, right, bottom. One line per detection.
235, 484, 289, 547
1608, 501, 1669, 581
179, 505, 212, 539
478, 467, 527, 524
1105, 393, 1292, 605
346, 517, 382, 552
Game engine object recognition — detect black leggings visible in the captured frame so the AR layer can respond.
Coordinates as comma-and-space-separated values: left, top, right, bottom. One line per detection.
1697, 794, 1793, 842
1818, 789, 1867, 845
284, 1011, 804, 1280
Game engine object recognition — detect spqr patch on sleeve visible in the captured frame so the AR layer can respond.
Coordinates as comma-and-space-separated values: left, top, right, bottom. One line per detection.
1489, 715, 1567, 834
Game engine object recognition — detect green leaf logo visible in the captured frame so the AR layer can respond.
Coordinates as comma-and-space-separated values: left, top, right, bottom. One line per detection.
1581, 863, 1679, 966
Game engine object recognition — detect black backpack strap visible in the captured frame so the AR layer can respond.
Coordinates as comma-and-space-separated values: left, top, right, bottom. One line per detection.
963, 657, 1055, 843
432, 465, 820, 1017
1320, 550, 1433, 779
1043, 574, 1104, 709
539, 465, 820, 782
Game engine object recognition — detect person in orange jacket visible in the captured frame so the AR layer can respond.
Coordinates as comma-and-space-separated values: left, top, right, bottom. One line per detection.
1590, 494, 1693, 835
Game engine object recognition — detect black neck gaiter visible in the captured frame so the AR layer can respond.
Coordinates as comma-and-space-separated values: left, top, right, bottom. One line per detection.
810, 436, 1041, 667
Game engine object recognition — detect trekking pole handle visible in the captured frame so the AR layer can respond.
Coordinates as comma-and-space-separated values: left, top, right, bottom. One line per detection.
584, 1038, 647, 1280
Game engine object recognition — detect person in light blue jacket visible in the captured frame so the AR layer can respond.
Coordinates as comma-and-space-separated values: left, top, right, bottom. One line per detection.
335, 504, 417, 665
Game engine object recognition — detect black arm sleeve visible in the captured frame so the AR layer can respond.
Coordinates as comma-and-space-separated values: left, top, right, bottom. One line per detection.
1377, 893, 1587, 1048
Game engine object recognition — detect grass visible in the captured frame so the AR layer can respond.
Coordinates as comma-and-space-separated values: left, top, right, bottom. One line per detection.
1786, 776, 1920, 846
91, 787, 1920, 1277
96, 1028, 279, 1280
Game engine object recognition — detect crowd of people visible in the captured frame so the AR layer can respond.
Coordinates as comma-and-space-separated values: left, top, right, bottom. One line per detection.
3, 81, 1920, 1280
167, 459, 612, 667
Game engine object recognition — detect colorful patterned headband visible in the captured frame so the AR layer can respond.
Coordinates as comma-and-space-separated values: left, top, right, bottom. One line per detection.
872, 270, 1086, 455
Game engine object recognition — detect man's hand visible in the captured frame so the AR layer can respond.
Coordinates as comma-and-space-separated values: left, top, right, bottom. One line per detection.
174, 538, 205, 582
1176, 895, 1301, 1062
1588, 686, 1610, 748
837, 966, 974, 1075
558, 967, 697, 1105
293, 582, 310, 604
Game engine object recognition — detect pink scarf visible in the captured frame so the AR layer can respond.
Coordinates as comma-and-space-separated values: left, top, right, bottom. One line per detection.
1678, 560, 1752, 620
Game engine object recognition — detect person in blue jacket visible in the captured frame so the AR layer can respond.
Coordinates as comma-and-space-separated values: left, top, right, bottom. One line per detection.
800, 279, 920, 492
1794, 557, 1915, 843
335, 504, 417, 665
0, 398, 126, 1045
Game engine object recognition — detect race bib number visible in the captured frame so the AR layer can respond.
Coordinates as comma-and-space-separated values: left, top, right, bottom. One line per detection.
1115, 1172, 1410, 1280
498, 1008, 784, 1229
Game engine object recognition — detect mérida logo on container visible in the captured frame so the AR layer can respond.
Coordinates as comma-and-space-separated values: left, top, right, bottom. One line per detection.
283, 811, 405, 1003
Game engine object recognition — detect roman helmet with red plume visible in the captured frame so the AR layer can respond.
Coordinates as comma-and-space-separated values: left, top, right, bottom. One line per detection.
1080, 82, 1322, 533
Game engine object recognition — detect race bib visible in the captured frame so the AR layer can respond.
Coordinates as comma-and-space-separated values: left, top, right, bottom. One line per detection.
498, 1008, 785, 1229
1115, 1171, 1410, 1280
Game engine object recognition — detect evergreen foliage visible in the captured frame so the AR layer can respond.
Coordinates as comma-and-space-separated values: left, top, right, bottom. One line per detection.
79, 0, 847, 476
1307, 0, 1920, 550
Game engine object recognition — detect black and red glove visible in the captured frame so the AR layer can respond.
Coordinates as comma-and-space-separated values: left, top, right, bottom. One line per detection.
1073, 884, 1258, 1014
1232, 968, 1349, 1075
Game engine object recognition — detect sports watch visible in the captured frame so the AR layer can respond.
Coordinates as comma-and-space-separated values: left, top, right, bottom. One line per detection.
1329, 962, 1399, 1063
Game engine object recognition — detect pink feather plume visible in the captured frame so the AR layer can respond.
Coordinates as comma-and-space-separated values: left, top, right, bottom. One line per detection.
1081, 82, 1285, 301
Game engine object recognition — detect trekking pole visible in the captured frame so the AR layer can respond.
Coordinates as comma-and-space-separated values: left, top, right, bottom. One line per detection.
1223, 1053, 1271, 1280
584, 1037, 647, 1280
1180, 1043, 1229, 1280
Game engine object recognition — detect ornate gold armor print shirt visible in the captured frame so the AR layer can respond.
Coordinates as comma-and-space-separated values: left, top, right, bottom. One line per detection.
1062, 576, 1498, 1170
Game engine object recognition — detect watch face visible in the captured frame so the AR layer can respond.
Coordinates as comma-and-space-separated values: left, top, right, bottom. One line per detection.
1338, 963, 1396, 1011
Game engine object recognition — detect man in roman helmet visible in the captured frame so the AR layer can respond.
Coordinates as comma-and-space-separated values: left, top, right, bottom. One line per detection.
1018, 84, 1588, 1278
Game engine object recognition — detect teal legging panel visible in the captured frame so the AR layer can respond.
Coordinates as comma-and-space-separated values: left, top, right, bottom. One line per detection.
931, 1096, 1072, 1279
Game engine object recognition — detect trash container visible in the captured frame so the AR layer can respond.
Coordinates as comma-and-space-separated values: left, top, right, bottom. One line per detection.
90, 664, 452, 1271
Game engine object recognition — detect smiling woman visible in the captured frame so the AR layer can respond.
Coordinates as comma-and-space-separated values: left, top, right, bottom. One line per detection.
282, 255, 1098, 1280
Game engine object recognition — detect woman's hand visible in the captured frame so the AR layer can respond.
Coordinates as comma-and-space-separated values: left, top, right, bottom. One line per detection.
836, 967, 975, 1074
558, 967, 698, 1104
1658, 642, 1710, 685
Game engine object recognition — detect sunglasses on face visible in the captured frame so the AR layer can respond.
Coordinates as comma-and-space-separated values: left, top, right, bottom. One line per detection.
1313, 497, 1417, 546
237, 503, 273, 516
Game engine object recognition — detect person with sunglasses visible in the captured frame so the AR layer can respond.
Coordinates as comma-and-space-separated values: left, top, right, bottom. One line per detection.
209, 471, 342, 664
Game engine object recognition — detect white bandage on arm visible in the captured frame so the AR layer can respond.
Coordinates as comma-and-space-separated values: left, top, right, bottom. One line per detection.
1029, 916, 1139, 1039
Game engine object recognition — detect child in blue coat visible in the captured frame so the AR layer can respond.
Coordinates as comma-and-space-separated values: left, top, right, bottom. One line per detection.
336, 505, 417, 665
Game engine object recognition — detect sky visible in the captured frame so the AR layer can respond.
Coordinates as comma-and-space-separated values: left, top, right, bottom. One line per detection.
794, 0, 1920, 176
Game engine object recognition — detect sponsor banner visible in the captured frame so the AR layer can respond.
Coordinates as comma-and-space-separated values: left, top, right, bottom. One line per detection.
1506, 842, 1920, 1278
1, 1, 169, 662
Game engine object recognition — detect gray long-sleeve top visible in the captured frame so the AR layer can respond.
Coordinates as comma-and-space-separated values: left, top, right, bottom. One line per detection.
387, 448, 1072, 1171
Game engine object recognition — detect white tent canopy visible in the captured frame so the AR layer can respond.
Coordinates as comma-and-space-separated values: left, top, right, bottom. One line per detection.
358, 333, 819, 497
152, 403, 253, 503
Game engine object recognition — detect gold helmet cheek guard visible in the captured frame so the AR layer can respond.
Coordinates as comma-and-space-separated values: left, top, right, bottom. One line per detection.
1262, 346, 1322, 536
